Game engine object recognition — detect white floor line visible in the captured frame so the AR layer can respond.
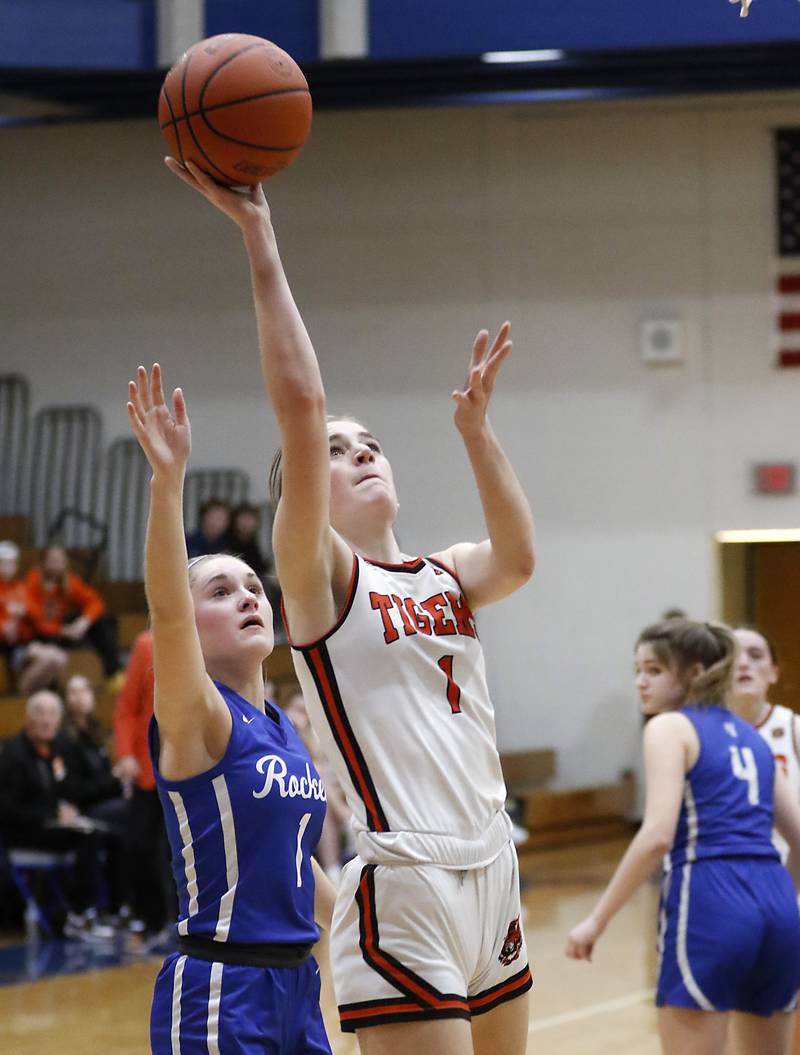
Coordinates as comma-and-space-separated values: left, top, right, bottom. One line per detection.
529, 989, 655, 1032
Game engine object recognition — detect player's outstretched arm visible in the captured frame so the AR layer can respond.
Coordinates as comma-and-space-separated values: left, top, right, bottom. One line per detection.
164, 159, 344, 636
565, 714, 688, 961
127, 364, 230, 769
432, 322, 535, 610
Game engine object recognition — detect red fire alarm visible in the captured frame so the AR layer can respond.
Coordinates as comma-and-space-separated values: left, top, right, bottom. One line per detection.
754, 463, 796, 494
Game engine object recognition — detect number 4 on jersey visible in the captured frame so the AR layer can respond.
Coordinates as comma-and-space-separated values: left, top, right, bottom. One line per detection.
729, 746, 759, 805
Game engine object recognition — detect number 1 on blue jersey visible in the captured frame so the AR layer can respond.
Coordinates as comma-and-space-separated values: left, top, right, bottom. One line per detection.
296, 812, 311, 887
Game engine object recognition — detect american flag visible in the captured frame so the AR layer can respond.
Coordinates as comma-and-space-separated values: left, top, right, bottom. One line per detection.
775, 128, 800, 367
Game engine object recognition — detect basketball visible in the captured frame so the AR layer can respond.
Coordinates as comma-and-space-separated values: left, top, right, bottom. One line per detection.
158, 34, 312, 186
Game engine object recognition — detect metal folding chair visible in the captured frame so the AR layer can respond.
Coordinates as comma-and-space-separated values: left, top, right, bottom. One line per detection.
4, 844, 76, 938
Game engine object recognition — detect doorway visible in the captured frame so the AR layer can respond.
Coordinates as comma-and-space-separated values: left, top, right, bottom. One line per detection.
717, 530, 800, 713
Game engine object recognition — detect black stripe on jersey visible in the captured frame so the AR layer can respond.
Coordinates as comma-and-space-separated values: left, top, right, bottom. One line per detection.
426, 556, 462, 587
468, 965, 533, 1016
356, 865, 469, 1008
299, 643, 390, 833
338, 1000, 470, 1032
365, 557, 427, 574
283, 554, 361, 649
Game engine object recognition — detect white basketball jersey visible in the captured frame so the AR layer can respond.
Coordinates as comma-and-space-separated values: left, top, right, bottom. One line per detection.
756, 702, 800, 860
287, 553, 511, 869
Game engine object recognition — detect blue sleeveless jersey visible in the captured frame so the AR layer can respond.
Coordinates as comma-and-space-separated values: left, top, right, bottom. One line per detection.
668, 705, 779, 869
148, 682, 326, 946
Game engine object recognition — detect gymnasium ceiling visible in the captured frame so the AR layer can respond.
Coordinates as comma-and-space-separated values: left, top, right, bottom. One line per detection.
2, 1, 800, 124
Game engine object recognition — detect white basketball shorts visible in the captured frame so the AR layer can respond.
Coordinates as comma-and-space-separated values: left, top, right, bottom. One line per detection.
331, 840, 532, 1033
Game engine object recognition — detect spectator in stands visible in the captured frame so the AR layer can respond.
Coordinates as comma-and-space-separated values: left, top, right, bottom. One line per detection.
282, 690, 353, 882
63, 674, 123, 812
62, 673, 133, 919
222, 502, 283, 636
0, 539, 67, 694
184, 497, 230, 558
113, 630, 175, 936
223, 501, 269, 579
0, 689, 107, 926
24, 544, 122, 678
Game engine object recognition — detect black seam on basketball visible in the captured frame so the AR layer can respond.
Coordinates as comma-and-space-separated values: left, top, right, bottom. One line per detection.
198, 114, 305, 153
158, 86, 309, 129
179, 49, 235, 182
183, 114, 236, 181
199, 41, 299, 113
160, 86, 184, 165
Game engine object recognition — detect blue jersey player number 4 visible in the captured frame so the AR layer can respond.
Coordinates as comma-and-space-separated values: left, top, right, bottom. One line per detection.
566, 618, 800, 1055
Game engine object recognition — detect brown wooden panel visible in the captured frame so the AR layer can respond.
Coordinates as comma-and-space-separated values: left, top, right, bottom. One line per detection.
117, 612, 148, 650
753, 542, 800, 713
0, 696, 26, 739
717, 541, 750, 626
500, 749, 556, 794
0, 514, 30, 546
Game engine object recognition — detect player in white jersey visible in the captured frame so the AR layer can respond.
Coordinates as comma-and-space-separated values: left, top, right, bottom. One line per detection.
731, 627, 800, 857
167, 158, 535, 1055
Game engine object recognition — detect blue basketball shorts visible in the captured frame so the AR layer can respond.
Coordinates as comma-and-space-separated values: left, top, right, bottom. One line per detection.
656, 856, 800, 1016
150, 952, 331, 1054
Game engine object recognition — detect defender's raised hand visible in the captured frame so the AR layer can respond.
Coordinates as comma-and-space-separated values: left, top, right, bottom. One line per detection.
127, 363, 191, 478
452, 321, 513, 438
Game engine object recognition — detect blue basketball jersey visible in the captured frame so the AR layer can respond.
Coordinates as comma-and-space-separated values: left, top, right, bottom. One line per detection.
148, 682, 326, 946
669, 705, 779, 869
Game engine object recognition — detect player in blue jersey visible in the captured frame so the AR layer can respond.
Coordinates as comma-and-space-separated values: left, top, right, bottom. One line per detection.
126, 364, 335, 1054
566, 618, 800, 1055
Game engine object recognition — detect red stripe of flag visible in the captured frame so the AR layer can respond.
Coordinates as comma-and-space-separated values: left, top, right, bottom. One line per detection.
779, 274, 800, 294
780, 312, 800, 330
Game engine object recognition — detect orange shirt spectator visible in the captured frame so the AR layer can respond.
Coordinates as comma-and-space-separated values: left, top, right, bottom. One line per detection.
113, 631, 155, 791
0, 578, 32, 644
25, 557, 105, 639
0, 540, 31, 644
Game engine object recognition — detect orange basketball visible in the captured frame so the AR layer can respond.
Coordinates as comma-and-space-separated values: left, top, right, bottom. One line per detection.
158, 34, 312, 186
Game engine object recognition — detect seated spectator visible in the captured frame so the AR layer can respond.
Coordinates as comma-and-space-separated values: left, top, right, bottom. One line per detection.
62, 673, 132, 918
0, 539, 67, 693
0, 690, 107, 927
223, 501, 270, 579
223, 502, 282, 637
24, 544, 121, 678
184, 497, 230, 558
63, 674, 123, 813
282, 690, 353, 882
113, 630, 175, 936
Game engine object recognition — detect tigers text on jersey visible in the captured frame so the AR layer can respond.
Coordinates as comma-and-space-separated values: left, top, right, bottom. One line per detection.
668, 705, 779, 871
148, 681, 326, 946
287, 553, 511, 869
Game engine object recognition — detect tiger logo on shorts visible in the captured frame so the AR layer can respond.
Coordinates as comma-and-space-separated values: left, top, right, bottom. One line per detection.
498, 916, 523, 966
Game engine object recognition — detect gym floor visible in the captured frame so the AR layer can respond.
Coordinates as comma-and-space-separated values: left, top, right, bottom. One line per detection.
0, 839, 663, 1055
